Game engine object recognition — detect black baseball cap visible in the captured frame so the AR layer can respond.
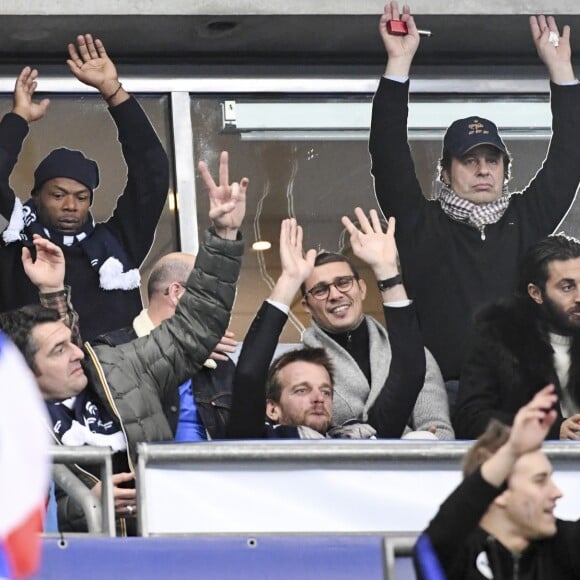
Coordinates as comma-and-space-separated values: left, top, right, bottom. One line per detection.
442, 116, 508, 158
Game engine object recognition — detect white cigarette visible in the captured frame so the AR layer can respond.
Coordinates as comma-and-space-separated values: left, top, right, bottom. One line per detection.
418, 29, 432, 37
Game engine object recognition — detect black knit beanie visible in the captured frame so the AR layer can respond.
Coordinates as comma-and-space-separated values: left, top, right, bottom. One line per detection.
33, 148, 100, 204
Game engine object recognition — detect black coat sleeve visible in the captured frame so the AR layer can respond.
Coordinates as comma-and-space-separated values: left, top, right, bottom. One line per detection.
369, 77, 428, 232
367, 302, 426, 437
453, 332, 516, 439
0, 113, 29, 222
103, 97, 170, 266
413, 468, 502, 577
226, 301, 288, 438
512, 82, 580, 235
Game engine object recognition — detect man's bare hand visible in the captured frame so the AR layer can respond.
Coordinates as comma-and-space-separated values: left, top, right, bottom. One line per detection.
380, 2, 420, 77
12, 67, 50, 123
560, 414, 580, 440
279, 218, 316, 284
209, 330, 237, 362
342, 208, 398, 280
509, 385, 558, 456
198, 151, 248, 240
529, 15, 574, 84
270, 218, 316, 306
67, 34, 128, 104
22, 234, 65, 293
91, 472, 137, 518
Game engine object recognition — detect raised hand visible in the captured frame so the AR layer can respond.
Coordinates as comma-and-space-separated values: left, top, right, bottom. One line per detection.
509, 385, 558, 455
12, 67, 50, 123
22, 234, 65, 293
529, 15, 574, 84
270, 218, 316, 306
279, 218, 316, 284
67, 34, 126, 103
198, 151, 248, 240
380, 2, 420, 76
342, 208, 398, 280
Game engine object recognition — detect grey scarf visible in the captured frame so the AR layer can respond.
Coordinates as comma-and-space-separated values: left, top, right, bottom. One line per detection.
302, 316, 391, 425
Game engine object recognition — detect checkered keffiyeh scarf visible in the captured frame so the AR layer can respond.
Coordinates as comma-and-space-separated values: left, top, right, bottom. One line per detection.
438, 184, 511, 237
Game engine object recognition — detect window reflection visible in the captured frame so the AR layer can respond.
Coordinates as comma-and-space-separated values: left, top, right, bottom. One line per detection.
191, 97, 563, 343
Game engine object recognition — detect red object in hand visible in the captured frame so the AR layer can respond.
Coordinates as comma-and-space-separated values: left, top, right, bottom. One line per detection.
387, 19, 408, 36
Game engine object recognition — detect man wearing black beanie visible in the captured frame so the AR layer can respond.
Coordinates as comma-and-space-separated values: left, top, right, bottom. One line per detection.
0, 34, 169, 341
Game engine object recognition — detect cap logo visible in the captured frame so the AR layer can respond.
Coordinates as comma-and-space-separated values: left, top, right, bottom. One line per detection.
467, 120, 489, 136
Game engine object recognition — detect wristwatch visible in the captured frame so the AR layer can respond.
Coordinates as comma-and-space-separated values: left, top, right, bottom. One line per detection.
377, 274, 402, 292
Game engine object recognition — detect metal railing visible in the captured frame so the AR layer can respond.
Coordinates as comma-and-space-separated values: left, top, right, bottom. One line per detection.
49, 446, 115, 536
136, 440, 580, 537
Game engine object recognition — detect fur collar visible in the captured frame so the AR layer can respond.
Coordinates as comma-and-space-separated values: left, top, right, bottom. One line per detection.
475, 299, 580, 406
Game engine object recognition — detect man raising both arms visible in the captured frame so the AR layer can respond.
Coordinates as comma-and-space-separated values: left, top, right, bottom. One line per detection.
371, 3, 580, 383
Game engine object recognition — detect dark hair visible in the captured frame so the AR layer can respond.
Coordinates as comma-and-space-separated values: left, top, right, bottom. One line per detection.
266, 347, 334, 403
0, 305, 60, 373
462, 419, 511, 477
517, 235, 580, 297
437, 149, 512, 185
300, 251, 361, 297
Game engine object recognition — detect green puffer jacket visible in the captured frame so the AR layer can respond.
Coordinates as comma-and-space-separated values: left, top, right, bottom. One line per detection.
85, 228, 243, 466
56, 228, 243, 533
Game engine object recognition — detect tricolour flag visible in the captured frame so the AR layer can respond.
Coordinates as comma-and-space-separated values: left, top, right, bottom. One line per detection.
0, 332, 50, 579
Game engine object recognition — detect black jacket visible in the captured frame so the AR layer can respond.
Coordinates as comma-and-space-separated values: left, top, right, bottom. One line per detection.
370, 77, 580, 380
453, 299, 580, 440
414, 467, 580, 579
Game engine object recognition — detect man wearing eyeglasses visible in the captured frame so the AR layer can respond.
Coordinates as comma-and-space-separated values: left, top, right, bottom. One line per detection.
301, 208, 453, 439
228, 209, 452, 439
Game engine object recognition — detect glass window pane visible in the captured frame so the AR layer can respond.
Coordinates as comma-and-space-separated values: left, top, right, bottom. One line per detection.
192, 95, 568, 344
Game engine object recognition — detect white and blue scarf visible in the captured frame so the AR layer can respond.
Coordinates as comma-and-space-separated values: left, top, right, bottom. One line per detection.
47, 389, 126, 451
2, 197, 140, 291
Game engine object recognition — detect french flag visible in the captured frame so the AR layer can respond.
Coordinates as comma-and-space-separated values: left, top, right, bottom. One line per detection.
0, 332, 50, 579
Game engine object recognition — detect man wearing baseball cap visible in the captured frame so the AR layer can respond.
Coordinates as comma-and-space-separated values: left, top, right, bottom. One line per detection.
0, 34, 169, 341
370, 3, 580, 389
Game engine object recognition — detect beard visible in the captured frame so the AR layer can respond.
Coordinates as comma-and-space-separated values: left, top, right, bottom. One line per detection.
540, 294, 580, 336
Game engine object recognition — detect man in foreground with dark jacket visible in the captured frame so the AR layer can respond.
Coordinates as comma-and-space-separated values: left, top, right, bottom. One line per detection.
454, 235, 580, 440
0, 150, 246, 534
414, 386, 580, 579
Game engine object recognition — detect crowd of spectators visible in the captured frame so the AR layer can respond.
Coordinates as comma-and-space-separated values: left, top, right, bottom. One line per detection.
0, 3, 579, 576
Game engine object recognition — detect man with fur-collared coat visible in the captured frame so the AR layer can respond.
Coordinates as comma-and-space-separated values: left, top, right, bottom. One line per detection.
454, 235, 580, 440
